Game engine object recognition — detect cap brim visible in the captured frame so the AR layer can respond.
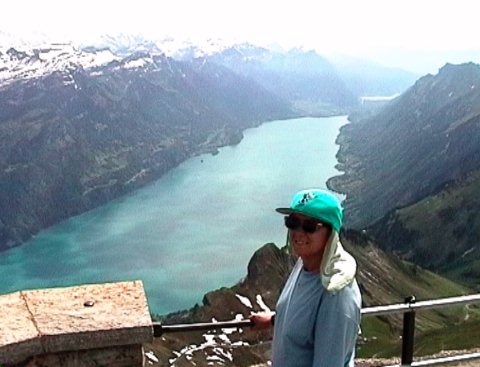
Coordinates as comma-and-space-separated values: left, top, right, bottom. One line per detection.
275, 208, 293, 215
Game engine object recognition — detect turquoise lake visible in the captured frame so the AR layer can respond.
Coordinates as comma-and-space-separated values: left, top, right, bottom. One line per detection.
0, 116, 348, 315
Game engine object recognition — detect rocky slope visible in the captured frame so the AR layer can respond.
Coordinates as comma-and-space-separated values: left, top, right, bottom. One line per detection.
144, 232, 480, 366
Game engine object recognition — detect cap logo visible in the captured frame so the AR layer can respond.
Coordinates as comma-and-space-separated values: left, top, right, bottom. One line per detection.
299, 192, 315, 205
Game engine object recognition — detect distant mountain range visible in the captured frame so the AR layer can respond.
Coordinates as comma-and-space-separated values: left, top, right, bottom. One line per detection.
328, 54, 420, 97
82, 36, 419, 114
188, 44, 358, 115
0, 39, 416, 251
329, 62, 480, 286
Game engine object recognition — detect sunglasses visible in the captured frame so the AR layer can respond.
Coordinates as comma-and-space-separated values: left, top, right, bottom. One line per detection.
284, 215, 325, 234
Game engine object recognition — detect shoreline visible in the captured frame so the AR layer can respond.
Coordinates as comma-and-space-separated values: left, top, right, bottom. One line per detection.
1, 114, 349, 314
1, 113, 348, 254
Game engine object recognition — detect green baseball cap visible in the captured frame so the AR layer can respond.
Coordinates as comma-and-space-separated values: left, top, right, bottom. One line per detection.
276, 189, 343, 232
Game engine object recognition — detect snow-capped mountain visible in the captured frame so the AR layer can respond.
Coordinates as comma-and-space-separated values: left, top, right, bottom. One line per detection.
0, 33, 236, 88
81, 33, 237, 59
0, 43, 119, 87
0, 39, 294, 251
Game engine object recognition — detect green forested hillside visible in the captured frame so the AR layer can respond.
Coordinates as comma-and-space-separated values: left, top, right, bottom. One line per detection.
368, 169, 480, 287
344, 230, 480, 357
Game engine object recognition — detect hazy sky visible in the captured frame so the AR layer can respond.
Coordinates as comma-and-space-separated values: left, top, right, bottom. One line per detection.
2, 0, 480, 74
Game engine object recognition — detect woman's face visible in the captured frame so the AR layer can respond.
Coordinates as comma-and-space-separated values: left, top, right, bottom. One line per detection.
287, 213, 331, 269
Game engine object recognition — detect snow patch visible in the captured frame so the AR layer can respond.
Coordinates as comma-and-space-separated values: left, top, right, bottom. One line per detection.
256, 294, 271, 312
461, 247, 475, 258
168, 327, 250, 366
235, 293, 253, 308
221, 314, 246, 334
124, 58, 149, 69
0, 44, 119, 87
145, 351, 159, 363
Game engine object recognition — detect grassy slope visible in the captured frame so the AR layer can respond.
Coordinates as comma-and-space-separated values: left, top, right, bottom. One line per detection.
343, 232, 480, 357
397, 169, 480, 286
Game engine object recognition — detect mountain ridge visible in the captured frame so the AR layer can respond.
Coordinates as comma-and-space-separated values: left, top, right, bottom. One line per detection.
0, 47, 295, 250
329, 62, 480, 228
328, 61, 480, 285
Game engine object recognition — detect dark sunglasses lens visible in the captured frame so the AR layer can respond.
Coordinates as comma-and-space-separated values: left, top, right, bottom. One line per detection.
302, 220, 318, 233
284, 215, 300, 230
285, 216, 321, 233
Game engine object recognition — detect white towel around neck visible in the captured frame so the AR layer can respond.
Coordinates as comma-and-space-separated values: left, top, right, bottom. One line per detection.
319, 231, 357, 293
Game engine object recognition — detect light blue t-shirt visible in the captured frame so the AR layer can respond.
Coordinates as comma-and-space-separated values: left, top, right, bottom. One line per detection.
272, 259, 361, 367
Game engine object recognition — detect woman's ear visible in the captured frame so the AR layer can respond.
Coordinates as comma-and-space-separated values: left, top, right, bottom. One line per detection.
325, 226, 333, 239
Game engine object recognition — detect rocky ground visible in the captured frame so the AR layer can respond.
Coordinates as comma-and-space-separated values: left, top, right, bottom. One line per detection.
356, 348, 480, 366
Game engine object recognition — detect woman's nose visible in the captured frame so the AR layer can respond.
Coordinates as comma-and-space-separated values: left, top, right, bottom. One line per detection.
290, 229, 307, 239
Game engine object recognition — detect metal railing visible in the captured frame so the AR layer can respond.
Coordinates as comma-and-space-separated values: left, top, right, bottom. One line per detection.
153, 293, 480, 366
362, 293, 480, 366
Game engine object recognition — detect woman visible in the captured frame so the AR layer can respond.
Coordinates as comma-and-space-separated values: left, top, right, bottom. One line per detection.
250, 189, 361, 367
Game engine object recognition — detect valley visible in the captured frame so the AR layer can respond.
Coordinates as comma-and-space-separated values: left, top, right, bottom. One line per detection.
1, 36, 480, 365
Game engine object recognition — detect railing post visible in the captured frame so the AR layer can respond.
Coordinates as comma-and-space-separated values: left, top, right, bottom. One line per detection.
401, 295, 416, 366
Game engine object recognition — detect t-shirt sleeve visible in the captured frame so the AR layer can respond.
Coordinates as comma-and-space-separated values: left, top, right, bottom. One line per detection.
312, 290, 361, 367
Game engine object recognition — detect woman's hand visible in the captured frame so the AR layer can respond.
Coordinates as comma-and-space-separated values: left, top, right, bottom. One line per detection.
249, 312, 275, 331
